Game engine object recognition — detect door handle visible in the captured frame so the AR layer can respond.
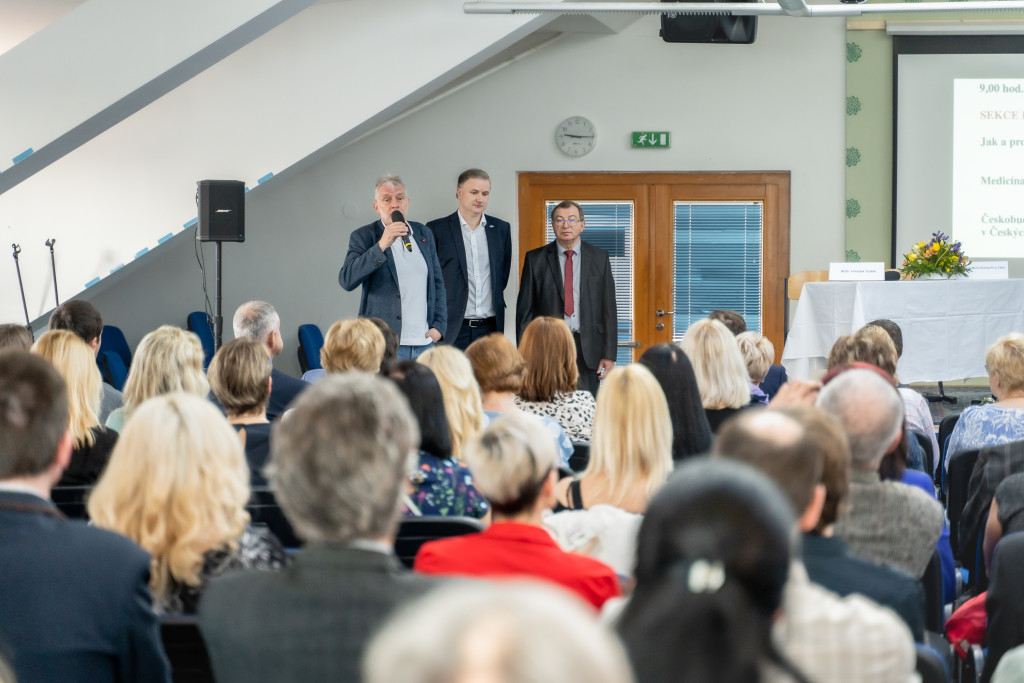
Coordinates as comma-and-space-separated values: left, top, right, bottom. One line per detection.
656, 310, 675, 317
618, 341, 642, 348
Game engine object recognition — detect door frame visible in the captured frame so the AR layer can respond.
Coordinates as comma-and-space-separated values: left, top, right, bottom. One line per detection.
517, 171, 790, 361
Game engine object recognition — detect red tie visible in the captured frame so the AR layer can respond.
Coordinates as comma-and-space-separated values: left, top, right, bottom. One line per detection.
564, 249, 575, 317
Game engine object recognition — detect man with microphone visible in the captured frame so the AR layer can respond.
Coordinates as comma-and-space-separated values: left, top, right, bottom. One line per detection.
339, 175, 446, 359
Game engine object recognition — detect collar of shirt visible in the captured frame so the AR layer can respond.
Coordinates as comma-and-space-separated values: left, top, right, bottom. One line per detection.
458, 210, 487, 232
347, 538, 394, 554
557, 239, 581, 256
0, 482, 49, 500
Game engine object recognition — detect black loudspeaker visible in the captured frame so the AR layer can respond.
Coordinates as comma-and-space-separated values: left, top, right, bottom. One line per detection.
660, 0, 757, 44
197, 180, 245, 242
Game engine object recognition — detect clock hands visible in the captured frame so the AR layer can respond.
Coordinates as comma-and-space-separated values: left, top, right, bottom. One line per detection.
561, 133, 594, 139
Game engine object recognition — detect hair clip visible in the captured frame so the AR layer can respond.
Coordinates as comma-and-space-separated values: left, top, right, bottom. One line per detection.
687, 559, 726, 593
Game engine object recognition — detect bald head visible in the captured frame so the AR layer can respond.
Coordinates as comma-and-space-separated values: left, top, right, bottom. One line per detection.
713, 409, 822, 516
816, 369, 903, 470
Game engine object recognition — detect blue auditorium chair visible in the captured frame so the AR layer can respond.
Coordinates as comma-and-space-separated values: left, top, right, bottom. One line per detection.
186, 312, 215, 369
297, 323, 324, 374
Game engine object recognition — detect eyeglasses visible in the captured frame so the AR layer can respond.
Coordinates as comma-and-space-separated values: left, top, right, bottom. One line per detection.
552, 217, 580, 226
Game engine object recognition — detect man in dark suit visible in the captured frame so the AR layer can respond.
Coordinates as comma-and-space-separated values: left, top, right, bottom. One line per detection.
199, 372, 439, 682
232, 300, 307, 420
340, 174, 446, 359
0, 351, 170, 683
516, 200, 617, 395
426, 169, 512, 349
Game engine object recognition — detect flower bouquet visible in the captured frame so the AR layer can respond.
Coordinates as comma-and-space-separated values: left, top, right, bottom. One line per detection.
899, 232, 971, 280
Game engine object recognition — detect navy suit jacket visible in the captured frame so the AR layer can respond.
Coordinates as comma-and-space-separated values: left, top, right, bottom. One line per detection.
425, 211, 512, 344
268, 368, 307, 420
0, 491, 170, 682
339, 219, 447, 342
516, 240, 618, 369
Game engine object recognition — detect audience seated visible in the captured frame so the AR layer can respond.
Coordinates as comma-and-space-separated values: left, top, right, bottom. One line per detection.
207, 338, 274, 486
48, 300, 123, 423
985, 472, 1024, 574
736, 331, 774, 405
465, 332, 573, 467
818, 368, 944, 579
617, 457, 806, 683
866, 319, 940, 470
708, 308, 788, 400
301, 317, 385, 383
514, 317, 596, 442
104, 325, 209, 432
946, 332, 1024, 464
783, 405, 927, 641
712, 409, 918, 682
958, 437, 1024, 571
364, 581, 636, 683
414, 413, 622, 609
32, 330, 118, 487
679, 318, 756, 433
231, 301, 308, 419
546, 365, 673, 576
199, 373, 441, 682
385, 360, 489, 519
419, 345, 485, 459
0, 323, 32, 351
637, 343, 713, 462
88, 393, 287, 614
0, 351, 170, 682
985, 533, 1024, 682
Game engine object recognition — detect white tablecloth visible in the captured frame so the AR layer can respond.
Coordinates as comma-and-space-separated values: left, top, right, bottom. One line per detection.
781, 280, 1024, 383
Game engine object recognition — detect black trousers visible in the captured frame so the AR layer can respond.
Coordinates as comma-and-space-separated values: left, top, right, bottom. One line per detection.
572, 331, 599, 397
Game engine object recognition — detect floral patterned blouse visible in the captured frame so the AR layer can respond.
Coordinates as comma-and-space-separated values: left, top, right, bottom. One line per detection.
404, 451, 489, 519
945, 403, 1024, 469
514, 390, 596, 443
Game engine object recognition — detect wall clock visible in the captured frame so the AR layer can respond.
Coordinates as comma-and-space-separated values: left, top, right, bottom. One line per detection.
555, 116, 597, 157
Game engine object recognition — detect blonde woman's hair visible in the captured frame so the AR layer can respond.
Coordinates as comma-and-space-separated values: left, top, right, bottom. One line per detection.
31, 329, 101, 449
419, 345, 484, 460
519, 317, 578, 402
679, 319, 752, 410
586, 364, 673, 504
465, 412, 559, 515
208, 337, 272, 417
987, 332, 1024, 395
121, 326, 209, 422
735, 332, 774, 384
88, 392, 250, 609
321, 318, 386, 373
465, 333, 525, 394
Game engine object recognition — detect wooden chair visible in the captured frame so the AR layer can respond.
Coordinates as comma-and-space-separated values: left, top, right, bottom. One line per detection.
784, 270, 829, 336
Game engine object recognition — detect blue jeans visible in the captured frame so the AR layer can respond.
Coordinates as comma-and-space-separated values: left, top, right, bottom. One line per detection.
396, 342, 434, 360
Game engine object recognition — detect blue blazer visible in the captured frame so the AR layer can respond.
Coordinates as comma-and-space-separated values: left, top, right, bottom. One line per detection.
0, 491, 170, 682
339, 219, 447, 342
425, 211, 512, 345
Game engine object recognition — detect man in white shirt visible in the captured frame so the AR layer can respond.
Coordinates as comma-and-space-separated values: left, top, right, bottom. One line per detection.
426, 169, 512, 350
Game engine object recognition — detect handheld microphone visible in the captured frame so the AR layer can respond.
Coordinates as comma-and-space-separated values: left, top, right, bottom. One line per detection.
390, 210, 413, 252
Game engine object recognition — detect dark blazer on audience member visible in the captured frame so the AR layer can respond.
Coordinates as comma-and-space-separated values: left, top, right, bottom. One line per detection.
426, 211, 512, 344
759, 364, 788, 400
802, 532, 926, 642
515, 240, 617, 370
199, 544, 438, 683
984, 532, 1024, 682
0, 490, 170, 683
268, 368, 307, 421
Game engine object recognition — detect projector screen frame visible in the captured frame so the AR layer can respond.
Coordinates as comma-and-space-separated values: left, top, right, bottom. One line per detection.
891, 34, 1024, 267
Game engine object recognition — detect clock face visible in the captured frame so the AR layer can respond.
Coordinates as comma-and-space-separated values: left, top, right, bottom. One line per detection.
556, 116, 597, 157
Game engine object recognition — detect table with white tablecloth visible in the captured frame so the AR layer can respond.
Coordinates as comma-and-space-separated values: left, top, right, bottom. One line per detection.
781, 280, 1024, 383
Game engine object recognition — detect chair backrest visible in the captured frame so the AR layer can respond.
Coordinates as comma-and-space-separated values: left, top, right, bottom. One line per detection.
186, 312, 215, 369
297, 323, 324, 374
159, 614, 214, 683
915, 643, 950, 683
937, 414, 960, 491
947, 448, 981, 560
246, 487, 302, 549
913, 430, 935, 481
786, 270, 829, 301
51, 485, 92, 520
99, 325, 132, 369
394, 516, 486, 569
97, 350, 128, 391
568, 442, 590, 474
921, 548, 945, 634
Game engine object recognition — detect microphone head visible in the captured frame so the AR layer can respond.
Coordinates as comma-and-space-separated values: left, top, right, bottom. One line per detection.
390, 210, 405, 224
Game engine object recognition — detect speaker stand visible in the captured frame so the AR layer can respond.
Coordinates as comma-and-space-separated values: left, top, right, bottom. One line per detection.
213, 241, 224, 352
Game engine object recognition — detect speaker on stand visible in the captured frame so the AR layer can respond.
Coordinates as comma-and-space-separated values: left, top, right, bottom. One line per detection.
196, 180, 245, 352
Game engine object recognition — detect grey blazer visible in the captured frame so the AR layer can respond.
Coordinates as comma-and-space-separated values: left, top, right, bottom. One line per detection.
199, 545, 438, 683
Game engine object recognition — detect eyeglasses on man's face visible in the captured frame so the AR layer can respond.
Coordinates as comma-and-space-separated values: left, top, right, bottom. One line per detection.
552, 217, 580, 226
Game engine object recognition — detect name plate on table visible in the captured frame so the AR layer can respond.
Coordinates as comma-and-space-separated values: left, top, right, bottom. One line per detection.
969, 261, 1009, 279
828, 262, 884, 281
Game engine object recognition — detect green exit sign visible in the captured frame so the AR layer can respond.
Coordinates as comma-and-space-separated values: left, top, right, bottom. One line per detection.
632, 131, 670, 148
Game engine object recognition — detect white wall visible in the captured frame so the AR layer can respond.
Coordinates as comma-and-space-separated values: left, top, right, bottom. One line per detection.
85, 15, 847, 376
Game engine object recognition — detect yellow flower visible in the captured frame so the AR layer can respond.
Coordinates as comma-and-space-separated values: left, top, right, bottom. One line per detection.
917, 242, 926, 249
908, 254, 917, 262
